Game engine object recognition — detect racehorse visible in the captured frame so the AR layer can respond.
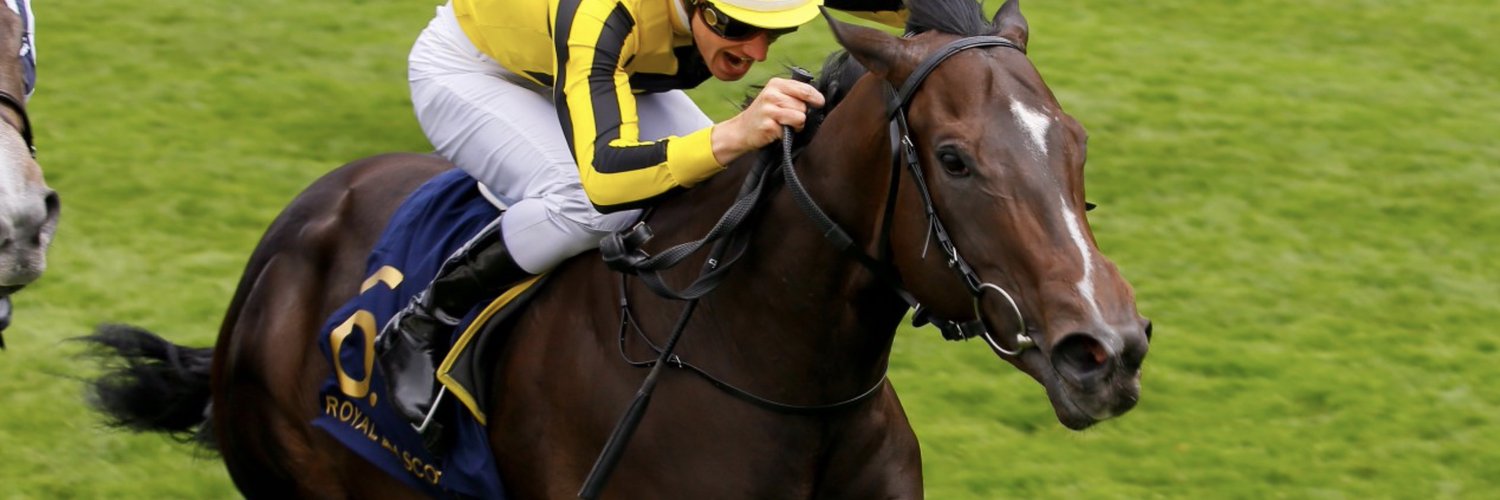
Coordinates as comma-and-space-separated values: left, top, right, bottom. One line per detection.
0, 2, 57, 347
82, 0, 1150, 497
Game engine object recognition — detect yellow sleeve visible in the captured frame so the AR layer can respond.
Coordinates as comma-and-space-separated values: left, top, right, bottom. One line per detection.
555, 0, 725, 213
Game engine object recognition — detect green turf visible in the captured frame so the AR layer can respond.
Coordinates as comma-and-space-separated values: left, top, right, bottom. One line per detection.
2, 0, 1496, 497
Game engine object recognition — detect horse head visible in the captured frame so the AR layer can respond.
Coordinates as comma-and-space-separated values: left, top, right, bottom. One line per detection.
0, 3, 54, 298
825, 0, 1149, 430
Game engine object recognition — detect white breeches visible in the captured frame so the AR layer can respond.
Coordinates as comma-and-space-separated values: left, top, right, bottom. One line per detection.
408, 2, 713, 273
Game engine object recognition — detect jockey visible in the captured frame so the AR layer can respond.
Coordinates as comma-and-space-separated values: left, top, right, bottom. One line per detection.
383, 0, 907, 425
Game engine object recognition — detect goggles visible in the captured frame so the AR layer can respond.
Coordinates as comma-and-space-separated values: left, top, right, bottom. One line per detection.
698, 2, 797, 41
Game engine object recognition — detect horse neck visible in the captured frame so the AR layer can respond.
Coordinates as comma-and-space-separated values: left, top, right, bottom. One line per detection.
639, 82, 909, 401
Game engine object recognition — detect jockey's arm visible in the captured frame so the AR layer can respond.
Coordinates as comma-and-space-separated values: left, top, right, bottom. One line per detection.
711, 78, 823, 164
557, 6, 722, 213
555, 2, 822, 214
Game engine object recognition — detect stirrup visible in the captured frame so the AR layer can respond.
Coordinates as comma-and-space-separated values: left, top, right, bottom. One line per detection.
417, 385, 447, 434
416, 386, 448, 451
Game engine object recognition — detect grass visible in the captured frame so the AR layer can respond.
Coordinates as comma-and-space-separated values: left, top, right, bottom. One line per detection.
2, 0, 1497, 498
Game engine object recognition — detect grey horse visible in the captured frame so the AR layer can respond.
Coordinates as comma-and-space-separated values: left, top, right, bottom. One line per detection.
0, 1, 57, 348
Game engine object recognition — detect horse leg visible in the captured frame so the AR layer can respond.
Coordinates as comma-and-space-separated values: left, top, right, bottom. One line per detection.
78, 154, 448, 498
213, 249, 350, 498
214, 156, 450, 499
215, 244, 432, 499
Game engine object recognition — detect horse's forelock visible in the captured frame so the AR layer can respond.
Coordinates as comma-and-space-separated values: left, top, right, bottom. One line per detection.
905, 0, 997, 38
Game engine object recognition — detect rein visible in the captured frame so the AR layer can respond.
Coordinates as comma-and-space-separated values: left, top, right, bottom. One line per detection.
614, 274, 889, 414
884, 36, 1037, 356
0, 89, 33, 157
583, 35, 1034, 498
785, 35, 1038, 356
601, 69, 889, 417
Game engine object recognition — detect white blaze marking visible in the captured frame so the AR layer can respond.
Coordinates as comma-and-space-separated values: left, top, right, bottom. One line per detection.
1011, 99, 1051, 159
1060, 195, 1106, 324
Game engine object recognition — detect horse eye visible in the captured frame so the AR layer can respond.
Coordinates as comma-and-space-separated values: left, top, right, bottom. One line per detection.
937, 149, 969, 176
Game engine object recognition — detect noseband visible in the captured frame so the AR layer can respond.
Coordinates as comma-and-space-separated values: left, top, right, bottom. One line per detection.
0, 90, 34, 158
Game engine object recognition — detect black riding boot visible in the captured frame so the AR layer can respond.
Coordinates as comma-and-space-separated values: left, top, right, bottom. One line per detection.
376, 219, 532, 427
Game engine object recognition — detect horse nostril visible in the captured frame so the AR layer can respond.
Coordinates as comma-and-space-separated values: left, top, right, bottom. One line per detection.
40, 190, 60, 242
1052, 333, 1109, 384
1123, 319, 1152, 371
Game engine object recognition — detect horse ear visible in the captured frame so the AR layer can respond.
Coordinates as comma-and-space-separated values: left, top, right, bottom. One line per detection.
992, 0, 1030, 51
823, 7, 908, 78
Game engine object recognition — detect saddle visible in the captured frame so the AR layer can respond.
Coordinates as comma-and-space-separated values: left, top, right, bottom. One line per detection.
313, 168, 544, 498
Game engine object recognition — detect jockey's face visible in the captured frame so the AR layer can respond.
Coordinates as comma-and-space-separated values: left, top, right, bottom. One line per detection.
692, 6, 775, 81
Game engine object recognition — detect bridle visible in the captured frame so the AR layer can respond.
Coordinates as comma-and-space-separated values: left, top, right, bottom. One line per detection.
0, 89, 33, 158
787, 35, 1037, 358
0, 0, 33, 159
881, 36, 1039, 356
601, 34, 1037, 413
583, 33, 1041, 498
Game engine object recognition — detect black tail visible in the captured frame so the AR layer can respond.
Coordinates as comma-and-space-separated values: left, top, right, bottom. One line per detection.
79, 323, 217, 450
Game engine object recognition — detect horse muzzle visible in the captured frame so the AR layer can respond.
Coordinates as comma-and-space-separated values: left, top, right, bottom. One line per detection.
0, 244, 47, 287
0, 188, 58, 287
1037, 327, 1148, 430
976, 296, 1148, 430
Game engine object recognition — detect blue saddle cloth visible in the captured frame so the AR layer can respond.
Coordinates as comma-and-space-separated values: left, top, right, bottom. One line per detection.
312, 168, 506, 499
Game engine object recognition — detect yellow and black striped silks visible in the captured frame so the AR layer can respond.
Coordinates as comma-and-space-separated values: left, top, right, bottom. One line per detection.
453, 0, 907, 212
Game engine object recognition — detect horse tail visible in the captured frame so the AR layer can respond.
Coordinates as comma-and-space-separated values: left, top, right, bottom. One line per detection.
79, 323, 217, 450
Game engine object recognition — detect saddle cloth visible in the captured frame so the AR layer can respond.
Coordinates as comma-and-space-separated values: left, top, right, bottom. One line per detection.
313, 168, 545, 498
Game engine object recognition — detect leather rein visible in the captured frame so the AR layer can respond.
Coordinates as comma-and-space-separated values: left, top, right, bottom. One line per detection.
601, 35, 1036, 415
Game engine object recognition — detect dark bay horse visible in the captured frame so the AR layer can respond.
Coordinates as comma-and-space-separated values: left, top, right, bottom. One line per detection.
83, 0, 1149, 497
0, 2, 57, 347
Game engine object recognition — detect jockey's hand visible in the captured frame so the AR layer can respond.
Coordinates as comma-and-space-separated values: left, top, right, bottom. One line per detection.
712, 77, 825, 166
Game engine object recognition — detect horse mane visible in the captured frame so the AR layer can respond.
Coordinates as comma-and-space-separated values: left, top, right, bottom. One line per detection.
813, 51, 865, 112
731, 56, 863, 167
905, 0, 998, 38
801, 0, 996, 107
738, 0, 1000, 160
807, 0, 1001, 119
